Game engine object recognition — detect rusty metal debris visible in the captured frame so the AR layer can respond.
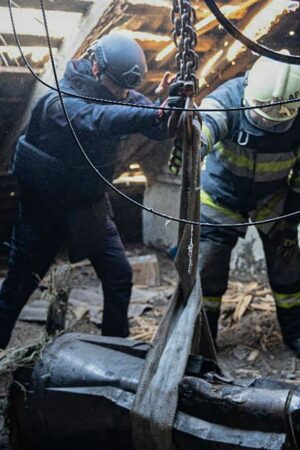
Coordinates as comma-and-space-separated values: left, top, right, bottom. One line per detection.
7, 333, 300, 450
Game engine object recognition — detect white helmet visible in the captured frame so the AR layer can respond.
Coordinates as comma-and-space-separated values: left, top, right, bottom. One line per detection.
244, 51, 300, 123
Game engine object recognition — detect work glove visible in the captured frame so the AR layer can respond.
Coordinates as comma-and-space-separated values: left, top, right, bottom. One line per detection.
275, 221, 299, 259
168, 127, 208, 175
166, 81, 189, 175
157, 80, 185, 119
166, 81, 204, 175
168, 138, 184, 175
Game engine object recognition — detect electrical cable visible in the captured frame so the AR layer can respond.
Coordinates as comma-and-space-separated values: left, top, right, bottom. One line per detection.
7, 0, 300, 114
8, 0, 300, 229
204, 0, 300, 65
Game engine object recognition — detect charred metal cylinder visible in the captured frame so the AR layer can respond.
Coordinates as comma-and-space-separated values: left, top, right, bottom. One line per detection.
8, 333, 300, 450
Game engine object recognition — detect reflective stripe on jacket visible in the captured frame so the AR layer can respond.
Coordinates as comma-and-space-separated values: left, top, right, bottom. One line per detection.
200, 76, 300, 235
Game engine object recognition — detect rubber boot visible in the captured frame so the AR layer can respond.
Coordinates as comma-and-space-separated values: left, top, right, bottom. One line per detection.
0, 315, 16, 349
285, 338, 300, 358
277, 305, 300, 358
205, 309, 220, 343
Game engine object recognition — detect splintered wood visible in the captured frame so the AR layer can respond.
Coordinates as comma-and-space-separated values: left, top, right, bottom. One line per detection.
129, 315, 160, 342
129, 280, 277, 344
223, 281, 276, 320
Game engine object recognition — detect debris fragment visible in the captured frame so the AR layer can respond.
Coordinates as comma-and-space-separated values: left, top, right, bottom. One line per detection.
247, 349, 260, 363
129, 254, 160, 286
232, 293, 253, 322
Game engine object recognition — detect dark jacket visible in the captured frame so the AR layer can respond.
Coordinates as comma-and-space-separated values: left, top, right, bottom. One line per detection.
13, 58, 168, 204
200, 76, 300, 234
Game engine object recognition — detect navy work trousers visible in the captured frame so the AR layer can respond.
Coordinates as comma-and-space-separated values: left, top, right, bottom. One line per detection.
0, 197, 132, 348
199, 218, 300, 344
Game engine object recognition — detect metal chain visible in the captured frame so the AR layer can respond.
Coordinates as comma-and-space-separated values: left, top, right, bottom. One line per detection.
169, 0, 199, 175
172, 0, 199, 95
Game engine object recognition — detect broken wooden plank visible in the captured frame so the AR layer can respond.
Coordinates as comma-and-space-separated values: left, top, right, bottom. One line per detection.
0, 33, 62, 47
0, 0, 116, 172
232, 294, 253, 322
0, 66, 41, 75
124, 0, 171, 16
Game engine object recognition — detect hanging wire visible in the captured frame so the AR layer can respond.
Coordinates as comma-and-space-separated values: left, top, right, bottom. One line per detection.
7, 0, 300, 229
7, 0, 300, 113
204, 0, 300, 65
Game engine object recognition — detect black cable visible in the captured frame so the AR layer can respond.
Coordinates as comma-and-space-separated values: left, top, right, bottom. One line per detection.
204, 0, 300, 65
9, 0, 300, 229
7, 0, 300, 114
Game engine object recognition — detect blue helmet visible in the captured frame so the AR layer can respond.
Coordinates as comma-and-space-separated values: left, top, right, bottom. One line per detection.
88, 32, 147, 89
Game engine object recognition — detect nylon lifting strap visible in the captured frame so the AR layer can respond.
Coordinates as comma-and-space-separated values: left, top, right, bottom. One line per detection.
131, 2, 216, 449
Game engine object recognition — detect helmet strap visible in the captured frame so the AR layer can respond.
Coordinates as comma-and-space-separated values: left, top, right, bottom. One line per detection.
91, 61, 101, 82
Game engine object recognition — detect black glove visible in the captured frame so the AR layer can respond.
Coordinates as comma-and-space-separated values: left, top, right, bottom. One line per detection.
156, 80, 185, 118
167, 80, 185, 108
168, 138, 183, 175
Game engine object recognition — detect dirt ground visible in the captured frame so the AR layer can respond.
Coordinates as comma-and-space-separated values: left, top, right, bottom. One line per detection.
0, 244, 299, 448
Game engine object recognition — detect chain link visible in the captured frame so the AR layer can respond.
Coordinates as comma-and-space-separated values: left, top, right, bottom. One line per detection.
171, 0, 199, 95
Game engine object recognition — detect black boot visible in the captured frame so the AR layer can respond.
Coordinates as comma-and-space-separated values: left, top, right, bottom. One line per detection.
285, 338, 300, 358
277, 305, 300, 358
205, 309, 220, 342
0, 318, 14, 349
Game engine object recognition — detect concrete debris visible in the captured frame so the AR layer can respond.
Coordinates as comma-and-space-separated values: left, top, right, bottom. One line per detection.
18, 285, 169, 326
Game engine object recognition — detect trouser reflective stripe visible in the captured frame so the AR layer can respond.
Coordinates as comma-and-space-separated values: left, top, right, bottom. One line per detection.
273, 291, 300, 309
199, 222, 239, 340
200, 190, 247, 236
203, 296, 222, 311
199, 212, 300, 342
260, 232, 300, 342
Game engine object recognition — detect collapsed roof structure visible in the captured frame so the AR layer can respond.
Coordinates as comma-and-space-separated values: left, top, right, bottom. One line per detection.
0, 0, 299, 245
1, 3, 300, 449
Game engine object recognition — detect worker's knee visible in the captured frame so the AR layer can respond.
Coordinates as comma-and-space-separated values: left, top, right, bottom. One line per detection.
199, 239, 233, 296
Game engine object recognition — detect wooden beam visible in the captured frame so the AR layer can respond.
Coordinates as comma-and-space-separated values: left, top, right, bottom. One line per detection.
0, 33, 62, 47
196, 0, 270, 99
0, 66, 41, 75
112, 29, 170, 51
0, 0, 93, 13
123, 0, 170, 16
155, 0, 261, 68
0, 0, 116, 172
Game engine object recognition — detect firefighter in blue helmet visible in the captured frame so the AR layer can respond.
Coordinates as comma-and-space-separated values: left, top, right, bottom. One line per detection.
197, 53, 300, 356
0, 32, 171, 349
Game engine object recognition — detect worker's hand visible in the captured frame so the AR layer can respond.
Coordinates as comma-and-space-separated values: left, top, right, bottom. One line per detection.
156, 81, 185, 135
155, 72, 175, 98
276, 222, 299, 259
157, 80, 185, 112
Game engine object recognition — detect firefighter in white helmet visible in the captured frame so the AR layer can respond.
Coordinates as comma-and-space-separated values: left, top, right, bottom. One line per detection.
172, 51, 300, 356
244, 52, 300, 132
